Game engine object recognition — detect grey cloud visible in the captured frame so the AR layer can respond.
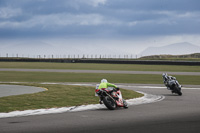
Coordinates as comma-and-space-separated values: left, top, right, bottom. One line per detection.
0, 0, 200, 39
107, 0, 200, 12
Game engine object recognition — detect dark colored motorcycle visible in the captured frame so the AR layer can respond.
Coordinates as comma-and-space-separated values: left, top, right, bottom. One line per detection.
162, 73, 182, 96
169, 80, 182, 96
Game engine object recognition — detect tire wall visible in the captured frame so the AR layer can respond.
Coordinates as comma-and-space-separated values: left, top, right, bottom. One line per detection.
0, 58, 200, 66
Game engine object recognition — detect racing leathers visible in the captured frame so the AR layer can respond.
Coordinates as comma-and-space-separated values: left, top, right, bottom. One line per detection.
162, 73, 181, 90
96, 82, 117, 93
96, 82, 117, 104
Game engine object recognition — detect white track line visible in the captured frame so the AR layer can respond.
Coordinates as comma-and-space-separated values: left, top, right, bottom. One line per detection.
0, 91, 164, 119
2, 82, 199, 119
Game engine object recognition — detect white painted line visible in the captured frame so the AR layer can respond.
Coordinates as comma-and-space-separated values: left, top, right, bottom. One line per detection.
0, 91, 164, 118
0, 82, 199, 119
135, 86, 166, 89
127, 91, 165, 105
182, 87, 200, 90
135, 86, 200, 90
118, 84, 200, 90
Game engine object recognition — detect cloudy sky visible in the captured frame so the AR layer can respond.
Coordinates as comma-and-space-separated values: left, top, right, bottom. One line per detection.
0, 0, 200, 57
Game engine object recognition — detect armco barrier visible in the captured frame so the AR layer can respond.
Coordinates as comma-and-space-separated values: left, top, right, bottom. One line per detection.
76, 59, 200, 65
0, 58, 200, 66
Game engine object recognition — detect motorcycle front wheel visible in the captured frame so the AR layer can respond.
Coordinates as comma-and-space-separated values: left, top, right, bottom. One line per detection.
175, 87, 182, 96
123, 99, 128, 109
103, 96, 116, 110
177, 90, 182, 96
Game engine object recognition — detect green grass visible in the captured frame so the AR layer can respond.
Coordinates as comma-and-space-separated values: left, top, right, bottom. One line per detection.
0, 62, 200, 72
0, 83, 143, 112
0, 62, 199, 113
1, 71, 197, 112
0, 71, 200, 85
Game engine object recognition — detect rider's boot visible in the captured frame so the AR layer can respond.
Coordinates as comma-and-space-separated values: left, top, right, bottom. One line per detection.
99, 100, 103, 104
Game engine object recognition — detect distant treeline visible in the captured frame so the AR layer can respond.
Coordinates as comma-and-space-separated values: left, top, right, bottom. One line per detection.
141, 53, 200, 59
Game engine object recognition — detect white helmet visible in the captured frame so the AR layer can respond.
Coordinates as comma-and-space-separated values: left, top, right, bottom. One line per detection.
162, 73, 167, 77
101, 79, 108, 83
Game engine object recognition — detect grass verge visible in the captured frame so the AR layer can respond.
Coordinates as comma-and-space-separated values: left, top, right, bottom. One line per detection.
0, 62, 200, 72
0, 83, 143, 113
0, 71, 200, 85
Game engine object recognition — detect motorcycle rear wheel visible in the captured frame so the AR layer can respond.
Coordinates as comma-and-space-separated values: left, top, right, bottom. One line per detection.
103, 96, 116, 110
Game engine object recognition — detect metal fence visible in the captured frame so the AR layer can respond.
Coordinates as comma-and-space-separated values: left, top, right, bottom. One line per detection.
0, 53, 141, 59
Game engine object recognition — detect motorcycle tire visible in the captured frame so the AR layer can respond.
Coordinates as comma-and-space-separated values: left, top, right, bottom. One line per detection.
123, 99, 128, 109
175, 87, 182, 96
177, 91, 182, 96
172, 85, 182, 96
103, 96, 116, 110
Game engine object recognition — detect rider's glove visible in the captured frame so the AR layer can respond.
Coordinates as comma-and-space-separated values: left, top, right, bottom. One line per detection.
116, 87, 120, 91
113, 87, 119, 92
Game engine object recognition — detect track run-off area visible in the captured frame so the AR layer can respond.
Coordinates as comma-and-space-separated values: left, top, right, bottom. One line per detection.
0, 83, 165, 118
0, 68, 200, 133
0, 82, 200, 133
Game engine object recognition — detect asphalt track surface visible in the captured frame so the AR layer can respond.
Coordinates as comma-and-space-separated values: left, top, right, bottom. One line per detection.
1, 68, 200, 75
0, 85, 46, 98
0, 83, 200, 133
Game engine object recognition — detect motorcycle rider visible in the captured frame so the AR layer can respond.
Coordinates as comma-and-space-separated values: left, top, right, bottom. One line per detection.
96, 79, 119, 104
162, 73, 181, 92
162, 73, 169, 87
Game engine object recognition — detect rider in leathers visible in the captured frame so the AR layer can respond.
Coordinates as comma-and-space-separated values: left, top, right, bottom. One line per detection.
96, 79, 118, 104
162, 73, 181, 91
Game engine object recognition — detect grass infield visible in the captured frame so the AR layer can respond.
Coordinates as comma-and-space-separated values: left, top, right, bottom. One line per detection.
0, 83, 143, 112
0, 62, 199, 112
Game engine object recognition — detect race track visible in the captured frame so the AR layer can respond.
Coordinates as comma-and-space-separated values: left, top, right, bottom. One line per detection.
1, 68, 200, 75
1, 83, 200, 133
0, 84, 46, 98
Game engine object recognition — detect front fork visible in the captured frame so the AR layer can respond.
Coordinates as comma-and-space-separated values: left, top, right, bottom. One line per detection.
99, 96, 103, 102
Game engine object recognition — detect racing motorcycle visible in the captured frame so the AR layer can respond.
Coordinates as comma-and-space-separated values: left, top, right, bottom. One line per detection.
162, 73, 182, 96
95, 85, 128, 110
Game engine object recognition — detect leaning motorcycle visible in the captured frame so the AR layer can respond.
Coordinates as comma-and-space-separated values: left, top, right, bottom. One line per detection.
162, 73, 182, 96
95, 86, 128, 110
167, 80, 182, 96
